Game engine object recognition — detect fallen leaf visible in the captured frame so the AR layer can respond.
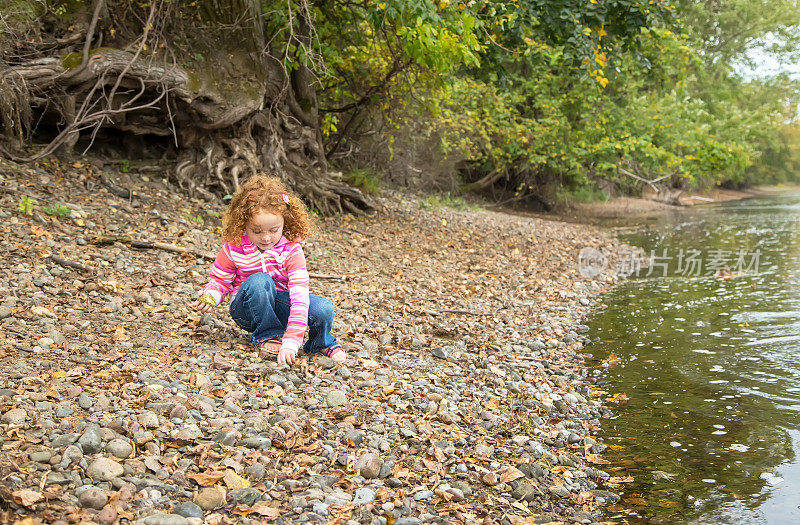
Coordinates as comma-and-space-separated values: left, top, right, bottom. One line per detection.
250, 502, 280, 517
188, 471, 225, 487
12, 488, 43, 507
500, 466, 525, 483
223, 471, 251, 489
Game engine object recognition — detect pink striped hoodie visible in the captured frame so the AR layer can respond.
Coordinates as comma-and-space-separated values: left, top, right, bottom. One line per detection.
203, 235, 310, 352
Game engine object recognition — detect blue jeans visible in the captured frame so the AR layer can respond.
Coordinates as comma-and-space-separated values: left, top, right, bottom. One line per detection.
229, 273, 338, 354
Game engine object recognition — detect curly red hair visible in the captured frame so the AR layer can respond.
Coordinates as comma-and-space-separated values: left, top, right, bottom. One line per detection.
222, 174, 313, 244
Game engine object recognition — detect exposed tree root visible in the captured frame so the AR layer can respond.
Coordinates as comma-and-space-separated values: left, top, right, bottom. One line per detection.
0, 4, 373, 214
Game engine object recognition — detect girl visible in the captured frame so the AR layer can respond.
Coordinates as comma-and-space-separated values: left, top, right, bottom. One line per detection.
191, 175, 346, 365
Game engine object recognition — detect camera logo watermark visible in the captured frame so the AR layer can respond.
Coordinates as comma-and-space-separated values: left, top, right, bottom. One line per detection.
578, 247, 762, 278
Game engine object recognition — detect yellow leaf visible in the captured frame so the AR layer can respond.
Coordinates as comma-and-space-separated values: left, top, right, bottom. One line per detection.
223, 471, 250, 489
52, 370, 67, 379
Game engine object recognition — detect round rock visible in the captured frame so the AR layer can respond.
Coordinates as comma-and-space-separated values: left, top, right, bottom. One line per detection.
78, 487, 108, 510
87, 457, 124, 481
326, 390, 347, 407
106, 438, 133, 459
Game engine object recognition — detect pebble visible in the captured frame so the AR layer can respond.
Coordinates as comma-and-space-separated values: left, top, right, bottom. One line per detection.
173, 501, 203, 518
326, 390, 347, 407
355, 453, 383, 479
0, 169, 629, 524
1, 408, 26, 425
55, 405, 74, 418
77, 392, 94, 410
431, 347, 449, 359
194, 487, 226, 510
97, 506, 118, 524
139, 514, 189, 525
78, 424, 102, 454
87, 458, 124, 481
353, 487, 376, 505
106, 438, 133, 459
78, 487, 108, 509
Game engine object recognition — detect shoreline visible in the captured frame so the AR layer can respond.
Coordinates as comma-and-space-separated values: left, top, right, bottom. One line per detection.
557, 184, 800, 224
1, 160, 632, 524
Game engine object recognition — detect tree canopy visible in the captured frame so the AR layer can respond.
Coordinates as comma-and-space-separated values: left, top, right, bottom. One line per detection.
1, 0, 798, 209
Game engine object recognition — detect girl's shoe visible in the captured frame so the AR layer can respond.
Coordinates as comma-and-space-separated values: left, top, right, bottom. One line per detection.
322, 343, 347, 364
258, 339, 282, 359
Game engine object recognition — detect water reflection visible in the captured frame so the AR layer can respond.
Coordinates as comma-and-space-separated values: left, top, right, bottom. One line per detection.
589, 193, 800, 523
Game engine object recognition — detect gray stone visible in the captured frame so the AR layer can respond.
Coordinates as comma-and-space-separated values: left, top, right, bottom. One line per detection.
140, 514, 189, 525
512, 483, 538, 502
431, 347, 449, 360
549, 485, 571, 498
237, 436, 271, 449
413, 490, 434, 500
344, 430, 364, 447
450, 481, 472, 497
244, 463, 266, 480
45, 472, 74, 486
29, 449, 53, 463
173, 501, 203, 518
353, 488, 375, 505
213, 430, 237, 446
87, 457, 124, 481
0, 306, 13, 319
326, 390, 347, 407
230, 487, 261, 506
51, 433, 79, 448
78, 424, 102, 454
55, 405, 74, 418
106, 438, 133, 459
394, 519, 422, 525
78, 487, 108, 509
1, 408, 25, 425
78, 392, 94, 410
312, 502, 329, 516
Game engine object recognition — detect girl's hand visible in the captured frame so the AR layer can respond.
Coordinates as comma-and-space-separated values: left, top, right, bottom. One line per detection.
191, 293, 216, 313
277, 346, 298, 365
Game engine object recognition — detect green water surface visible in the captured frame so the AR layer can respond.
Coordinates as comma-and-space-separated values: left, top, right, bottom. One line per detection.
588, 193, 800, 524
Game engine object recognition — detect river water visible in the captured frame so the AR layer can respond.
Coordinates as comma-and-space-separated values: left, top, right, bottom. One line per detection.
587, 193, 800, 523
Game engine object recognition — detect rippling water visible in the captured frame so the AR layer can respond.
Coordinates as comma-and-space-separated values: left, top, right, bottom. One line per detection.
588, 193, 800, 523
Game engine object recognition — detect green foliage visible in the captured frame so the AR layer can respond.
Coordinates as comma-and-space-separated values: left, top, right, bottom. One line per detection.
182, 211, 204, 225
42, 203, 71, 217
18, 195, 37, 215
343, 168, 381, 196
420, 193, 482, 211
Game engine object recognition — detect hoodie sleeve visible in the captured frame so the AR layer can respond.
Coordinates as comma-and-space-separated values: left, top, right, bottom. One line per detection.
281, 245, 310, 352
203, 244, 236, 305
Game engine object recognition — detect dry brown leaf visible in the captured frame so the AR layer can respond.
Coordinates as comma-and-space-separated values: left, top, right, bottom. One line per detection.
250, 502, 280, 517
12, 488, 43, 507
499, 466, 525, 483
188, 471, 225, 487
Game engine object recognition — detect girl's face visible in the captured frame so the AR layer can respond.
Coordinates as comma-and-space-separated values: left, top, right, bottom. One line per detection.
245, 210, 284, 251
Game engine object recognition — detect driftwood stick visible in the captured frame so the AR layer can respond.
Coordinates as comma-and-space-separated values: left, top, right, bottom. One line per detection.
100, 174, 133, 199
48, 255, 89, 273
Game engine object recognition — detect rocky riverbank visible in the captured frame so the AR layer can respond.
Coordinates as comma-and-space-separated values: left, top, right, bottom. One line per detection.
0, 159, 630, 524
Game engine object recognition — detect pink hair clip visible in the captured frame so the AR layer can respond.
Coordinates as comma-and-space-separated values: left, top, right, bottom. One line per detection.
282, 193, 290, 207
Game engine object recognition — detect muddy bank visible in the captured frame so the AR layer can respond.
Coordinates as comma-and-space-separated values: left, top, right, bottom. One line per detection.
0, 159, 631, 524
